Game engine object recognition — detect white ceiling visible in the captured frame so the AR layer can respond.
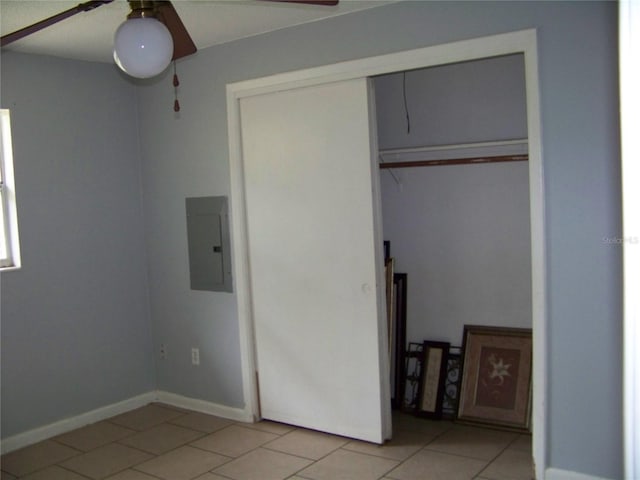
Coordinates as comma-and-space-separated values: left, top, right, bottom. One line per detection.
0, 0, 394, 64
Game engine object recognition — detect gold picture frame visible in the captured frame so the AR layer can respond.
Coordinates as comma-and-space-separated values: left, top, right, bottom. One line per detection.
457, 325, 532, 432
415, 341, 450, 419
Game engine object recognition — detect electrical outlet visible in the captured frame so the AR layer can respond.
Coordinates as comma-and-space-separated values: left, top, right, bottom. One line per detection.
191, 347, 200, 366
160, 344, 167, 359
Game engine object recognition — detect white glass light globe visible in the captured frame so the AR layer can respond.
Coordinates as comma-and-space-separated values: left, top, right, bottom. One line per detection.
113, 17, 173, 79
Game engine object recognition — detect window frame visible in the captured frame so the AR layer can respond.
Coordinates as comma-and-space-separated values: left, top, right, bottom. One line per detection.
0, 109, 21, 271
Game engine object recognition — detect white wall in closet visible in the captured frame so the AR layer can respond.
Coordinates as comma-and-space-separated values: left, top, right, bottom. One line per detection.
375, 54, 531, 346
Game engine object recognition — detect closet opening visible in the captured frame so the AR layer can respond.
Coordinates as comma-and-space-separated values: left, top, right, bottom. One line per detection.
375, 55, 534, 472
228, 29, 545, 480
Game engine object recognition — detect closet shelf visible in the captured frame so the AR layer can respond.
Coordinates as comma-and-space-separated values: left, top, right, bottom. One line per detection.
379, 138, 528, 169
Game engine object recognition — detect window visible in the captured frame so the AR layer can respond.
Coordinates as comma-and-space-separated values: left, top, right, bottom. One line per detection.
0, 109, 20, 270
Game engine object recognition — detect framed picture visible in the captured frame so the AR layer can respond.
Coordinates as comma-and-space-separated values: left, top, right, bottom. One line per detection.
441, 347, 462, 419
457, 325, 532, 432
391, 273, 407, 409
385, 257, 395, 359
402, 342, 424, 411
415, 341, 450, 419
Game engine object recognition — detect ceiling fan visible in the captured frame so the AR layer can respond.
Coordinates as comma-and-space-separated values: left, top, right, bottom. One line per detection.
1, 0, 339, 78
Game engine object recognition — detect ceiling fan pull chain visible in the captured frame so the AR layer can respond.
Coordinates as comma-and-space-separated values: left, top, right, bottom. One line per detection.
173, 61, 181, 112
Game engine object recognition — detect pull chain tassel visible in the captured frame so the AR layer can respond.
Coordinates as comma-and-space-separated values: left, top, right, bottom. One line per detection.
173, 61, 181, 112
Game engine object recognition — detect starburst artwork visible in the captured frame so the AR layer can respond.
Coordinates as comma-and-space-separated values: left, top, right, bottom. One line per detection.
457, 325, 532, 432
476, 347, 520, 409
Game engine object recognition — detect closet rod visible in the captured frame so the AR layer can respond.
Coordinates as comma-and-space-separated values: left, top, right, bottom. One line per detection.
379, 154, 528, 169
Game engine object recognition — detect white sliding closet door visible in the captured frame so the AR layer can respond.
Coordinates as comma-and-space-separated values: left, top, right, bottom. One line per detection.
239, 78, 390, 443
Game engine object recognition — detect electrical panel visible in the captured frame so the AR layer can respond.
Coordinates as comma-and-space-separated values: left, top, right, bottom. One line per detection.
185, 196, 232, 293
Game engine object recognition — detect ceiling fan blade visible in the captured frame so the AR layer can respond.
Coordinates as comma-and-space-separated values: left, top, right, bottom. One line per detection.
264, 0, 339, 5
1, 0, 114, 48
153, 1, 197, 61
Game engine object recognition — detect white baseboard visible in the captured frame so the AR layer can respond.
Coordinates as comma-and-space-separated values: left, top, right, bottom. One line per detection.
0, 390, 253, 455
0, 392, 156, 454
155, 390, 253, 423
546, 467, 613, 480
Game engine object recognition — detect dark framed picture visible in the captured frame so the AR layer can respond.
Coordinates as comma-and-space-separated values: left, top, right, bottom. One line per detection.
402, 342, 424, 411
415, 341, 450, 419
457, 325, 532, 432
391, 273, 407, 409
384, 257, 395, 374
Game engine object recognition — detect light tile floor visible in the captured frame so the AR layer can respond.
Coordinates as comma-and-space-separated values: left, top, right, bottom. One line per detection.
1, 404, 533, 480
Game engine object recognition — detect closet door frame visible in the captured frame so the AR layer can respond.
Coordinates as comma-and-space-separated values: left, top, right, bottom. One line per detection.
227, 28, 545, 480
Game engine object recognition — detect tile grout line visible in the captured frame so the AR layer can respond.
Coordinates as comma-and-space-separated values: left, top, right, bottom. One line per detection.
378, 424, 451, 480
56, 417, 210, 480
52, 463, 94, 480
180, 418, 302, 478
2, 409, 532, 480
473, 432, 532, 480
0, 439, 85, 479
378, 420, 457, 476
206, 427, 316, 477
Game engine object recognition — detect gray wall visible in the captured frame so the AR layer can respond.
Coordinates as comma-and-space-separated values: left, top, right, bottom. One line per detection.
375, 55, 531, 347
0, 1, 622, 478
136, 1, 621, 478
0, 53, 155, 438
375, 55, 527, 148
